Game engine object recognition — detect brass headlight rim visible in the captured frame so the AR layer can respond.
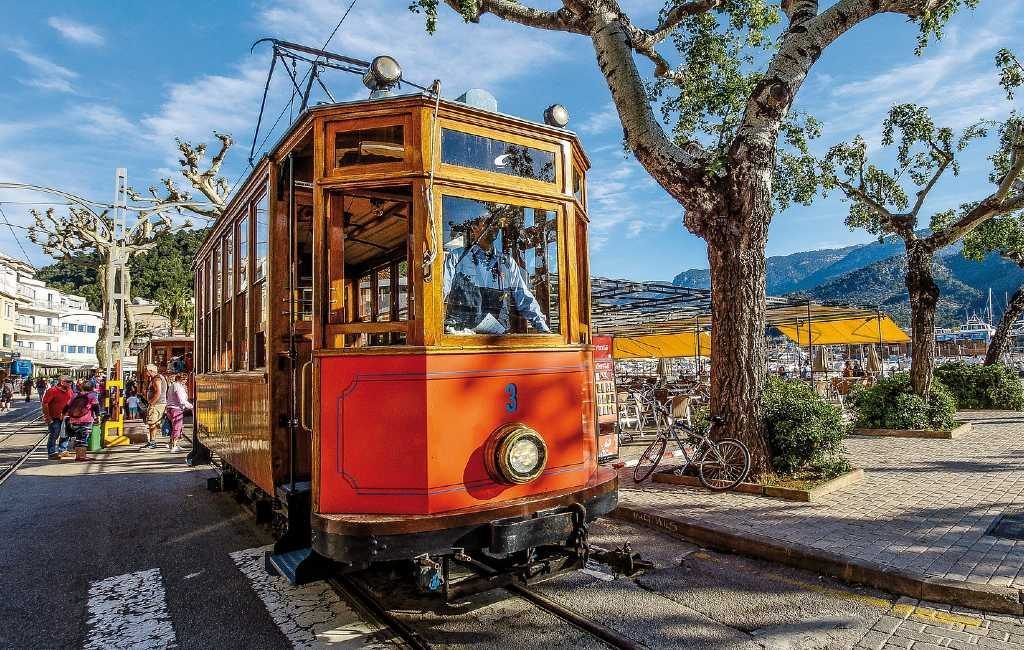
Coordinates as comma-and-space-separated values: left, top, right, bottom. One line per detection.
486, 423, 548, 485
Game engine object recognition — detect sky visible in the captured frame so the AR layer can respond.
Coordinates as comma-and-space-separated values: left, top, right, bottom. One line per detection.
0, 0, 1020, 282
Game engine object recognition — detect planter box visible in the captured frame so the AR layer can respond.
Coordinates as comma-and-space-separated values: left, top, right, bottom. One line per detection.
652, 467, 864, 502
854, 422, 972, 439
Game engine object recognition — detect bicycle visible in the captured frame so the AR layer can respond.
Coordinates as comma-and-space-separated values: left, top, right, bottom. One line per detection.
632, 406, 751, 491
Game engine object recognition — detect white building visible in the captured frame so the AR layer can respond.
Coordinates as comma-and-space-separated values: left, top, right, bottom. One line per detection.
59, 294, 101, 367
14, 275, 63, 365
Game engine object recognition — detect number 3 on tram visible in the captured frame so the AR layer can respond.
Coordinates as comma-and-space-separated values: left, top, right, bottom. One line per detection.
191, 90, 617, 583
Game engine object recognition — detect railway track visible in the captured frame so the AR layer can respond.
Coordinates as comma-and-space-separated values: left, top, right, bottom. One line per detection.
0, 406, 46, 487
328, 562, 645, 650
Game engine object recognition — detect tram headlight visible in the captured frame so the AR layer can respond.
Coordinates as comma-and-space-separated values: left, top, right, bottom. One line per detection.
485, 423, 548, 485
363, 55, 403, 97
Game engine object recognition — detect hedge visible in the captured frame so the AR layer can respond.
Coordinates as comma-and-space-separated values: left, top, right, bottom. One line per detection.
849, 373, 957, 430
933, 362, 1024, 410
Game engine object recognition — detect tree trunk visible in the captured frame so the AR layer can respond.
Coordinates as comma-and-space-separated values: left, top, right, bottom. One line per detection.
706, 232, 773, 479
906, 244, 940, 396
985, 285, 1024, 366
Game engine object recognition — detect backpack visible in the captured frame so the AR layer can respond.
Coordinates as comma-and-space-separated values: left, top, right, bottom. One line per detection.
66, 394, 91, 419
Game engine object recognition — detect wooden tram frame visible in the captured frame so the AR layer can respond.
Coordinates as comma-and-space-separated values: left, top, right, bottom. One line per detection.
191, 92, 617, 578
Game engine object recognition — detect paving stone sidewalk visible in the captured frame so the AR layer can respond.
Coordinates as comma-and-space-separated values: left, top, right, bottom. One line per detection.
617, 410, 1024, 606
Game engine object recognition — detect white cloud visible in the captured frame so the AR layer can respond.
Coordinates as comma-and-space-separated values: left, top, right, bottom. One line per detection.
8, 46, 77, 93
71, 105, 137, 138
577, 102, 620, 136
259, 0, 564, 95
47, 17, 104, 46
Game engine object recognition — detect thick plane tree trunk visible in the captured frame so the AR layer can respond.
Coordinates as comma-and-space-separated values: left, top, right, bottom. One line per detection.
985, 285, 1024, 366
906, 244, 940, 396
706, 230, 772, 478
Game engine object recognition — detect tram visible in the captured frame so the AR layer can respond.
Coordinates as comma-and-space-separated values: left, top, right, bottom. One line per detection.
136, 335, 194, 399
190, 64, 617, 590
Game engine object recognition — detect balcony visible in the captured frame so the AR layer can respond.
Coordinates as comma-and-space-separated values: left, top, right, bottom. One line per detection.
15, 320, 60, 338
14, 347, 67, 361
20, 298, 60, 314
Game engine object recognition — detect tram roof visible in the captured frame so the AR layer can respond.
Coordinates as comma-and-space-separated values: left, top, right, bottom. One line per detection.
198, 92, 593, 262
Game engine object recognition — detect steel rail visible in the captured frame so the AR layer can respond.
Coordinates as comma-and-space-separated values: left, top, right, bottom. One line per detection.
0, 408, 46, 487
461, 557, 644, 650
327, 574, 433, 650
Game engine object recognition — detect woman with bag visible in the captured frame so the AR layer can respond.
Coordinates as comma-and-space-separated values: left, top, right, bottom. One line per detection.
64, 380, 99, 462
165, 374, 193, 453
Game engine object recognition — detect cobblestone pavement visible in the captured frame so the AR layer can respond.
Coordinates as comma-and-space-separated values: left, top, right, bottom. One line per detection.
618, 410, 1024, 591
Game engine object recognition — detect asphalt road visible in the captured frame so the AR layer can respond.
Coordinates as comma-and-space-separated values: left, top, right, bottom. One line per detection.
1, 408, 1018, 649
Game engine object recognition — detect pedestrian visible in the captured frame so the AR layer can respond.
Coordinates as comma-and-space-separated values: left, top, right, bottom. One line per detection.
0, 381, 12, 413
142, 364, 167, 450
165, 374, 193, 453
42, 375, 75, 460
22, 378, 32, 402
64, 381, 99, 462
126, 393, 141, 420
35, 376, 46, 401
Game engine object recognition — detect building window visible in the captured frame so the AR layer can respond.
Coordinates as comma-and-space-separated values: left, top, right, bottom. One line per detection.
87, 346, 94, 354
87, 325, 96, 333
3, 334, 10, 347
5, 304, 11, 318
78, 324, 86, 332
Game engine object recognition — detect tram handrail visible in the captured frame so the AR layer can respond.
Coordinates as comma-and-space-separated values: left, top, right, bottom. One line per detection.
299, 360, 313, 433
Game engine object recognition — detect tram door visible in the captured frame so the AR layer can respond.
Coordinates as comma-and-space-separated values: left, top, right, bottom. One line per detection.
278, 144, 315, 486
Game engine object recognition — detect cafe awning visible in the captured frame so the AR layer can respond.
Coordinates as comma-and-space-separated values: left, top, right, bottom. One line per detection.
775, 315, 909, 346
612, 331, 713, 359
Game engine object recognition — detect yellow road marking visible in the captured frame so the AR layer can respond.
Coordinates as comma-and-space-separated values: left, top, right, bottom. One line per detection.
686, 551, 984, 628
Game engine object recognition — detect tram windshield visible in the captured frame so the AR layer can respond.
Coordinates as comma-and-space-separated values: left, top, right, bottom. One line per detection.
442, 196, 559, 336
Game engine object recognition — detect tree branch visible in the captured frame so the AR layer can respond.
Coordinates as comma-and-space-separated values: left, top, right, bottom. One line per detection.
996, 124, 1024, 201
834, 179, 911, 233
910, 152, 952, 218
443, 0, 587, 33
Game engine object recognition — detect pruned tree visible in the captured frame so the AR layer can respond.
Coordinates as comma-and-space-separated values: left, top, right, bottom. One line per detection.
412, 0, 981, 476
9, 132, 233, 368
819, 104, 1024, 395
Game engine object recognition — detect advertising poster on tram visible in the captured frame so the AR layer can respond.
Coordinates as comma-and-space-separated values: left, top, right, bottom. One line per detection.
593, 335, 618, 462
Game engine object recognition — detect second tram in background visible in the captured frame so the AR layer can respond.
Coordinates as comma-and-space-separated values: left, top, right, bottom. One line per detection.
190, 51, 618, 592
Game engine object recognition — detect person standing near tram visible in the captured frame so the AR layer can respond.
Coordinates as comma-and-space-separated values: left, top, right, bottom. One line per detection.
442, 215, 551, 335
141, 364, 167, 450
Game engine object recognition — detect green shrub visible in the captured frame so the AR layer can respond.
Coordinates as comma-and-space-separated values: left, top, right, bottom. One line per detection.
761, 377, 852, 478
849, 373, 957, 430
933, 362, 1024, 410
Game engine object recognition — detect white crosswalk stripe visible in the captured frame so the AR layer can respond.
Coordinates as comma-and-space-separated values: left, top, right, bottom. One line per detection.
230, 545, 394, 648
84, 568, 176, 649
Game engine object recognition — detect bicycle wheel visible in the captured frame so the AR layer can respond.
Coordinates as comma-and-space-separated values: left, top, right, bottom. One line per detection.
697, 438, 751, 491
633, 436, 667, 483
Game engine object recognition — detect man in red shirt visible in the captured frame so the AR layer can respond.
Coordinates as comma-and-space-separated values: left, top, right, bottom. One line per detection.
43, 375, 75, 460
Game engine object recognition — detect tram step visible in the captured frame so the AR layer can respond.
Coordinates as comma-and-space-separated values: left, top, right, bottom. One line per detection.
265, 547, 330, 586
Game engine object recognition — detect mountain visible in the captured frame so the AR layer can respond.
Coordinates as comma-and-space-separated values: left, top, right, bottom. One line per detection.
671, 238, 904, 295
672, 239, 1024, 327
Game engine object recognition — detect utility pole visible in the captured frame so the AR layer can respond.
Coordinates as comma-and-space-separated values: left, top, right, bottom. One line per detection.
104, 168, 130, 379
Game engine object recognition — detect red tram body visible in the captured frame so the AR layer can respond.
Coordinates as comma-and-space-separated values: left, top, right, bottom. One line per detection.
191, 89, 616, 583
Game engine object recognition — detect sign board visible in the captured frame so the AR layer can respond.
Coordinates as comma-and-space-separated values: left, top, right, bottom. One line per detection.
593, 335, 619, 462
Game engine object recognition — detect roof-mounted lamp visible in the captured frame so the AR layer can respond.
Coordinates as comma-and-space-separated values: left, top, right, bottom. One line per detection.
363, 55, 403, 99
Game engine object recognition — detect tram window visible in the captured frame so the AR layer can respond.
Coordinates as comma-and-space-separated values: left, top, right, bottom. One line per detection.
330, 187, 411, 346
235, 292, 248, 370
576, 217, 591, 334
237, 216, 249, 291
441, 129, 556, 183
442, 196, 560, 336
335, 125, 405, 167
572, 165, 584, 205
222, 230, 234, 370
296, 204, 314, 321
253, 194, 269, 369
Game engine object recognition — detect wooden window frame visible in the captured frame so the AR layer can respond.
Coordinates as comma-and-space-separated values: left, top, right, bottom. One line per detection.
324, 113, 416, 178
323, 187, 414, 348
431, 186, 568, 349
435, 118, 563, 195
251, 191, 269, 370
